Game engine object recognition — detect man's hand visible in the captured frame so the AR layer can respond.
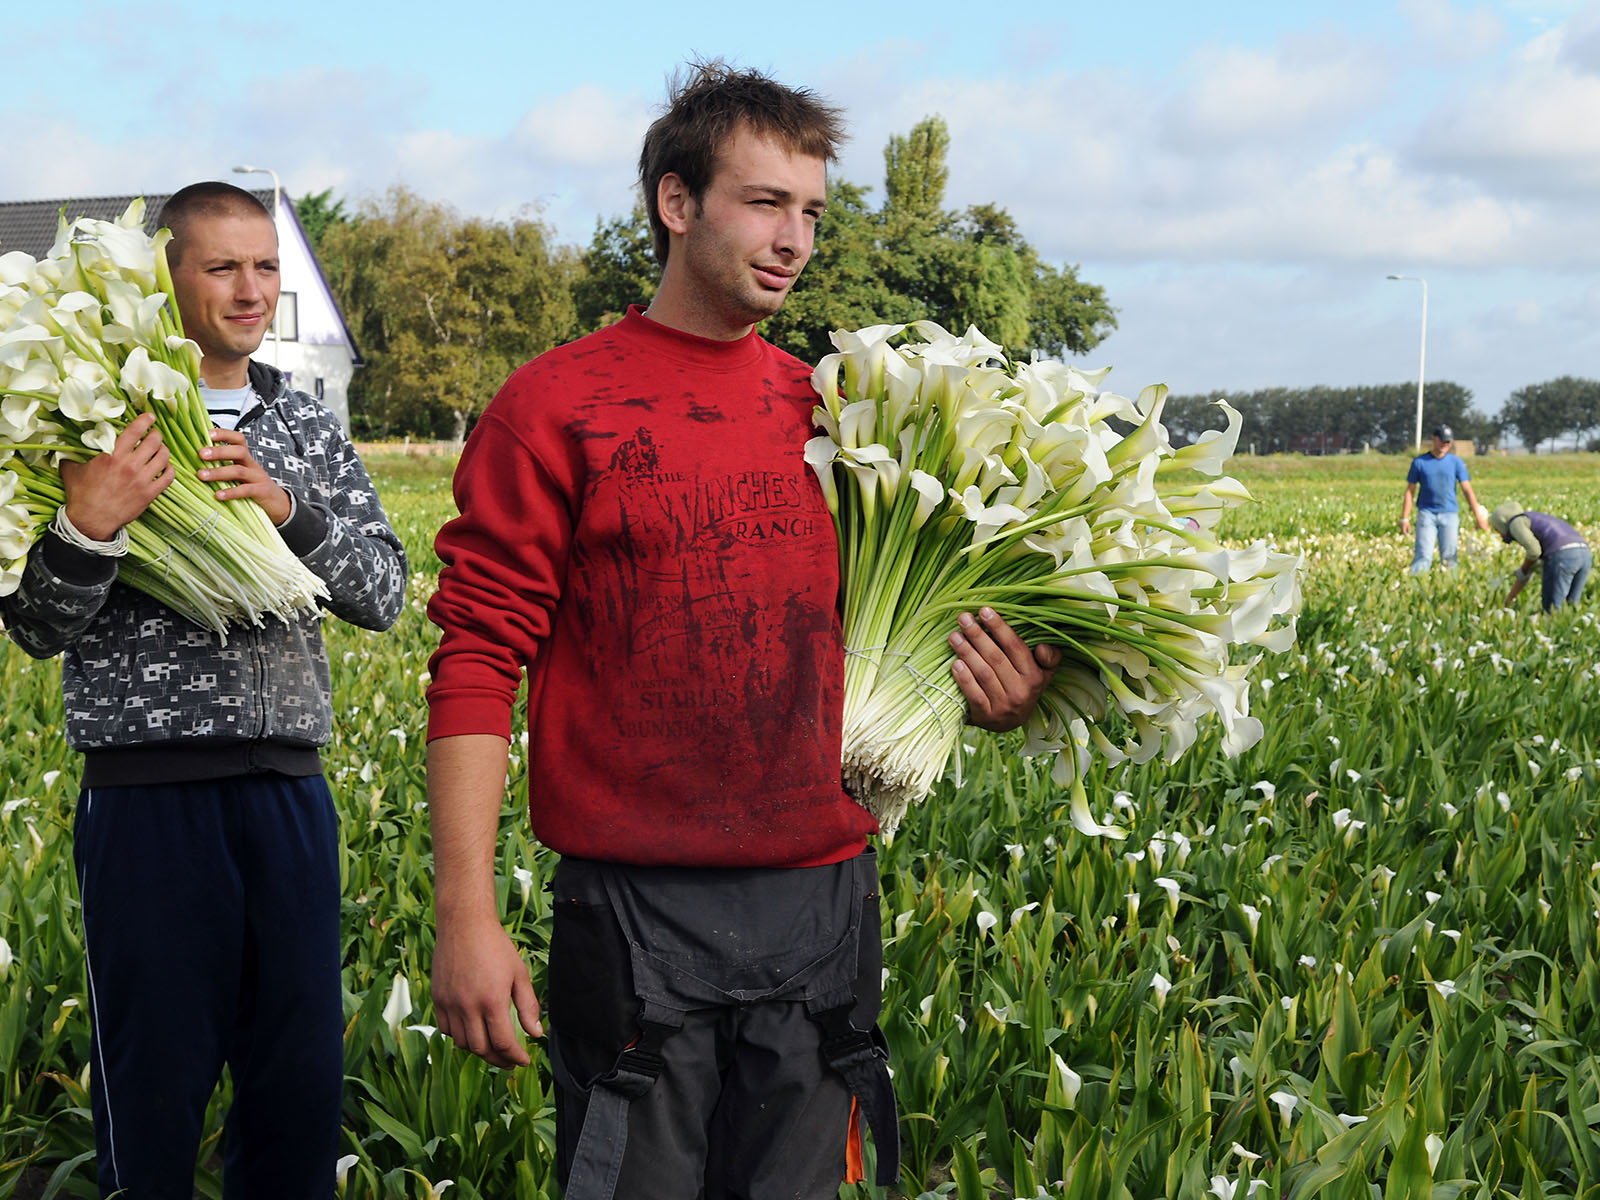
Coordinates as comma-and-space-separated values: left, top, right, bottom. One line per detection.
950, 607, 1061, 732
198, 428, 292, 525
432, 913, 543, 1068
60, 412, 173, 540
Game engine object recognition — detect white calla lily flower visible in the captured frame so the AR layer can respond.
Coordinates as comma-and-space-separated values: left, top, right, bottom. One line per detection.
57, 376, 126, 423
1, 395, 45, 439
908, 470, 944, 528
120, 346, 190, 403
1161, 400, 1242, 477
1150, 972, 1172, 1006
82, 421, 118, 453
0, 252, 40, 289
1052, 1054, 1082, 1108
0, 323, 59, 370
382, 974, 413, 1034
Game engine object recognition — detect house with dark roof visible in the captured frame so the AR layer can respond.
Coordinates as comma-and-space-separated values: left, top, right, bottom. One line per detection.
0, 189, 362, 430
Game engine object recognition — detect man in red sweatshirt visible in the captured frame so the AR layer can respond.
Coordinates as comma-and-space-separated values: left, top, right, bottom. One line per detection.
425, 61, 1057, 1200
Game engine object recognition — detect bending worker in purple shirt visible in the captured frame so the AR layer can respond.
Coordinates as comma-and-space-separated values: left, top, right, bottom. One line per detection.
1489, 501, 1592, 612
1399, 424, 1490, 574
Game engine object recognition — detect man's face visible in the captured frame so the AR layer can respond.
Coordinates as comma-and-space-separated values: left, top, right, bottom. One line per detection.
1431, 435, 1451, 457
168, 211, 280, 375
669, 124, 827, 338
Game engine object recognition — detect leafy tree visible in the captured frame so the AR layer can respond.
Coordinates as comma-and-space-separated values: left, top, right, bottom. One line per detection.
573, 204, 657, 333
1502, 376, 1600, 452
294, 188, 351, 253
883, 118, 950, 221
320, 187, 579, 440
861, 120, 1088, 355
1026, 258, 1117, 359
1420, 383, 1497, 448
960, 203, 1114, 357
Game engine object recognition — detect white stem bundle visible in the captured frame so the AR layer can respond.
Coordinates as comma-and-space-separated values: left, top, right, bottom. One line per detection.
0, 198, 327, 634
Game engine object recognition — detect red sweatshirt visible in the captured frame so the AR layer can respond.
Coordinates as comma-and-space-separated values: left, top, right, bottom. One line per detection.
427, 308, 877, 868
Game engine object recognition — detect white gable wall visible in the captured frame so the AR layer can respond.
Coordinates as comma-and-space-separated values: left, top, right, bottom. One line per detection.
259, 203, 356, 430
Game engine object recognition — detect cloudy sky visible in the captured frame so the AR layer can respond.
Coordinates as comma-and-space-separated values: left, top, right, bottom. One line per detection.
9, 0, 1600, 420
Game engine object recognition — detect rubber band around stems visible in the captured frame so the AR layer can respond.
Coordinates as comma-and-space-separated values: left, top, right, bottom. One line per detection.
844, 643, 888, 659
185, 509, 223, 552
844, 644, 965, 730
141, 542, 176, 585
899, 660, 965, 731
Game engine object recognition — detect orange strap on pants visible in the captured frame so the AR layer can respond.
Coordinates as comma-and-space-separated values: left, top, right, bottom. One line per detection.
845, 1097, 866, 1184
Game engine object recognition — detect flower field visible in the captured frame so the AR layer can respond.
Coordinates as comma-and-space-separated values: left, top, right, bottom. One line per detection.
2, 451, 1597, 1199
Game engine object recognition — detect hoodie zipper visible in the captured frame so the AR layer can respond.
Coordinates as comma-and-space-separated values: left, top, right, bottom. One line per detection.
237, 382, 272, 746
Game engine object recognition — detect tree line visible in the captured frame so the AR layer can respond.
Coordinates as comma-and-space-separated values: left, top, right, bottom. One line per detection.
1163, 376, 1600, 455
306, 116, 1116, 441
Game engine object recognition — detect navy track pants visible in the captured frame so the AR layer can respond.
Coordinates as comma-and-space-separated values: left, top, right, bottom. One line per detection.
73, 774, 343, 1199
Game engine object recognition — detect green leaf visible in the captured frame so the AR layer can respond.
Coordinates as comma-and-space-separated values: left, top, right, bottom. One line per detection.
950, 1135, 985, 1200
362, 1099, 427, 1160
1384, 1111, 1434, 1200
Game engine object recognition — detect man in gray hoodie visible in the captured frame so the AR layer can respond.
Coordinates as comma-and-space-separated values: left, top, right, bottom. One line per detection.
0, 181, 406, 1198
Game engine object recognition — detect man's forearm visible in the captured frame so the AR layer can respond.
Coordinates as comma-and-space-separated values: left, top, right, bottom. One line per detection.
427, 733, 515, 926
426, 730, 544, 1062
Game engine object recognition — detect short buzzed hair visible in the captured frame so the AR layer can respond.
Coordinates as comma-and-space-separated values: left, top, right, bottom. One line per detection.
158, 182, 274, 268
639, 59, 845, 265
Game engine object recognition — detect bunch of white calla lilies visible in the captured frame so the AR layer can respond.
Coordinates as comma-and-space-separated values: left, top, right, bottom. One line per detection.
0, 198, 326, 633
805, 321, 1303, 834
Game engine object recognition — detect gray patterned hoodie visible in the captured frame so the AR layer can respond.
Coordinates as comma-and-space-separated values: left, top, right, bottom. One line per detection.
0, 362, 408, 787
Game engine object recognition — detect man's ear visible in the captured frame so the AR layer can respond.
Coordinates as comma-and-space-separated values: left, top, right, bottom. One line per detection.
657, 173, 693, 237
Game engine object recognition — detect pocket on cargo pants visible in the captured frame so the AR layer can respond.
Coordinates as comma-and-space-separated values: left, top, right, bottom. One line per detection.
546, 856, 642, 1177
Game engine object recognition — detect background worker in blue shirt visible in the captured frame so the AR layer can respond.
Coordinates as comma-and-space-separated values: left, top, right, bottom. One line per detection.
1399, 424, 1491, 574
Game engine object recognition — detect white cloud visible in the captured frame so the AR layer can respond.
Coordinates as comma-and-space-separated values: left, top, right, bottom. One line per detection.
1401, 0, 1507, 61
10, 12, 1599, 276
1415, 25, 1600, 197
1162, 34, 1392, 147
1564, 3, 1600, 71
830, 9, 1600, 275
1555, 280, 1600, 323
818, 47, 1584, 272
511, 85, 650, 170
1500, 297, 1545, 325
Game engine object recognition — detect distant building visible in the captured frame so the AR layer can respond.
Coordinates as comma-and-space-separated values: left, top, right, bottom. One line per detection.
1287, 432, 1349, 455
0, 190, 361, 430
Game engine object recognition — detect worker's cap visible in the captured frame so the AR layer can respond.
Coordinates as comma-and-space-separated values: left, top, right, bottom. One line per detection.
1432, 425, 1454, 442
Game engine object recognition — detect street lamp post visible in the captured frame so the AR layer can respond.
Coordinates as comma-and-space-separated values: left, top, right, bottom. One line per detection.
232, 164, 282, 368
1386, 274, 1428, 452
